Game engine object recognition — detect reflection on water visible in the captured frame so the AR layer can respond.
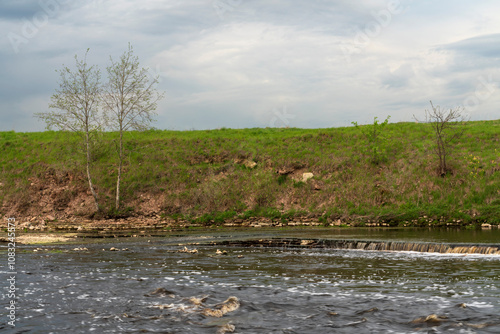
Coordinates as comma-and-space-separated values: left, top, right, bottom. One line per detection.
1, 231, 499, 333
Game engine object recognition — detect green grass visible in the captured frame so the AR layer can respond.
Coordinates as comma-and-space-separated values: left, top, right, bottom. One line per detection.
1, 120, 500, 225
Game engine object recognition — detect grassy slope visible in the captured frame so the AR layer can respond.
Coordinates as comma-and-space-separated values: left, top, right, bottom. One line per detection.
1, 120, 499, 225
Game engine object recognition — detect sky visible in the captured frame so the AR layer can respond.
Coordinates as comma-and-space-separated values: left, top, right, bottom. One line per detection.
1, 0, 499, 132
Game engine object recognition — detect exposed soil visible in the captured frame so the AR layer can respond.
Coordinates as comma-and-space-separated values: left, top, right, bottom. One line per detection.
1, 162, 497, 234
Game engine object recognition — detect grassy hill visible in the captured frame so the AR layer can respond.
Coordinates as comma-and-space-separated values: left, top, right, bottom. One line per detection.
1, 120, 500, 226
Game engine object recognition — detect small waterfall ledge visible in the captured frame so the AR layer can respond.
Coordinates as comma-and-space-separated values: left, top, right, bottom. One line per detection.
214, 238, 500, 255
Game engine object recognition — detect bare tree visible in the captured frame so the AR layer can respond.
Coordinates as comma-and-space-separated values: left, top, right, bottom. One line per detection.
102, 44, 164, 210
35, 49, 102, 211
418, 101, 468, 176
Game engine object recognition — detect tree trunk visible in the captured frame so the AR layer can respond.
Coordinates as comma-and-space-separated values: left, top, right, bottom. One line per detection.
85, 132, 100, 211
437, 136, 446, 176
116, 129, 123, 210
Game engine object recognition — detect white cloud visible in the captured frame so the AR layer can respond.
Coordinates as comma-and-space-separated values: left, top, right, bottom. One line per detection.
1, 0, 500, 131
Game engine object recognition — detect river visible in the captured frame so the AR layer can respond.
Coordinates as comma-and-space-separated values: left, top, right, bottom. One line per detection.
1, 228, 500, 333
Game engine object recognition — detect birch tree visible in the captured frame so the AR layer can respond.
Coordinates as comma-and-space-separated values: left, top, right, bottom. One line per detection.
35, 49, 102, 211
102, 44, 164, 210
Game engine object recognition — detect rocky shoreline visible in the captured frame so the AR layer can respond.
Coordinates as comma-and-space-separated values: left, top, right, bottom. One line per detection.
4, 214, 498, 233
7, 215, 329, 233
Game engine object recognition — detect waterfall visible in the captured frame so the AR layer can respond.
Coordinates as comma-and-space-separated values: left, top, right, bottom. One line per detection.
318, 240, 500, 255
216, 238, 500, 255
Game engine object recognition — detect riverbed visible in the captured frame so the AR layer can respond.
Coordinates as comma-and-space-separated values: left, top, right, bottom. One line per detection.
1, 228, 500, 333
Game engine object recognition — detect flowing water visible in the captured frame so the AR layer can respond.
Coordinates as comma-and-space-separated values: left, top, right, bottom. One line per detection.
1, 228, 500, 333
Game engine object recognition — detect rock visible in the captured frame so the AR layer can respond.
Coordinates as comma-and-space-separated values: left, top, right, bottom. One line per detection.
188, 295, 208, 306
243, 159, 257, 169
277, 167, 294, 175
109, 247, 119, 251
410, 314, 448, 324
151, 304, 173, 310
46, 215, 55, 221
302, 172, 314, 182
357, 307, 379, 315
146, 288, 176, 297
217, 323, 236, 334
178, 246, 198, 254
202, 296, 240, 318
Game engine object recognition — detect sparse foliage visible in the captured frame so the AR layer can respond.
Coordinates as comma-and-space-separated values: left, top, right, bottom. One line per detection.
417, 101, 468, 176
102, 44, 164, 210
352, 115, 391, 164
35, 49, 102, 211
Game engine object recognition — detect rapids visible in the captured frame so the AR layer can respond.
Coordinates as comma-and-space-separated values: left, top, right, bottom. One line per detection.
1, 228, 499, 333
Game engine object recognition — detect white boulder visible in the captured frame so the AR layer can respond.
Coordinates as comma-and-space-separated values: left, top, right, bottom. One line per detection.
302, 172, 314, 182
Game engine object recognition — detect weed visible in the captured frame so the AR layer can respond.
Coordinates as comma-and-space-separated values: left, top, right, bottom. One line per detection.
352, 116, 391, 165
277, 174, 288, 185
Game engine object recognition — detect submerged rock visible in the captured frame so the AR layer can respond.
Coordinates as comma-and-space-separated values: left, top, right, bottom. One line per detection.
466, 321, 498, 329
410, 314, 448, 324
151, 304, 173, 310
178, 246, 198, 253
146, 287, 176, 298
345, 318, 367, 326
188, 295, 208, 306
216, 323, 236, 334
357, 307, 379, 315
202, 297, 240, 318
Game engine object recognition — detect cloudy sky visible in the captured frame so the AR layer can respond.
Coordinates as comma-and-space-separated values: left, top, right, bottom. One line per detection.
1, 0, 499, 132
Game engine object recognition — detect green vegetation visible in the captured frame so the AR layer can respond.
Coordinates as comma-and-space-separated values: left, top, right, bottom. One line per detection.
352, 115, 391, 164
1, 120, 500, 225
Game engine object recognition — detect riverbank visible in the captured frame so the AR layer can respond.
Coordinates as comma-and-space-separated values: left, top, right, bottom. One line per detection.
2, 120, 500, 226
1, 215, 498, 245
2, 221, 499, 247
